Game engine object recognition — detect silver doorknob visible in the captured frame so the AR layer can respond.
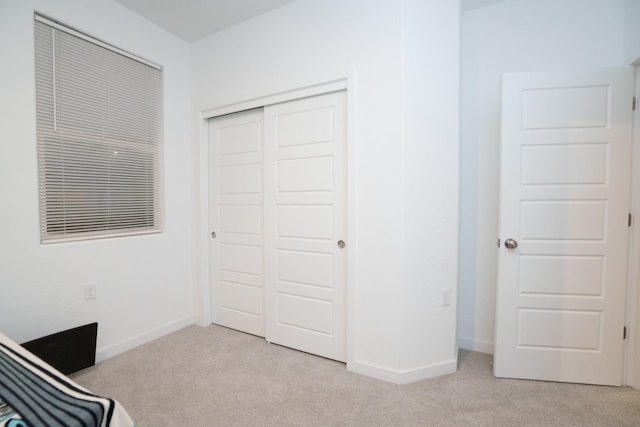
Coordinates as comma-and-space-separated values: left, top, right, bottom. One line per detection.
337, 240, 345, 249
211, 231, 217, 238
504, 238, 518, 249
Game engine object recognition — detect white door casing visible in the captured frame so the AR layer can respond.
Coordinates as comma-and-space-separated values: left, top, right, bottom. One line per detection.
629, 65, 640, 388
264, 91, 347, 362
209, 109, 265, 337
495, 68, 633, 385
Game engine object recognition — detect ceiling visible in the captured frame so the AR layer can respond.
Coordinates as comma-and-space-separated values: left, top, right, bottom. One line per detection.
115, 0, 511, 43
113, 0, 298, 42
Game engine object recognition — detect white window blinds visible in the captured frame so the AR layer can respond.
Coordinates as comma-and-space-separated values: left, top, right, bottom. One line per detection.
34, 16, 162, 243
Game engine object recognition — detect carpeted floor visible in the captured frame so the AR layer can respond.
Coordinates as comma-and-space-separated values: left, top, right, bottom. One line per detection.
72, 325, 640, 426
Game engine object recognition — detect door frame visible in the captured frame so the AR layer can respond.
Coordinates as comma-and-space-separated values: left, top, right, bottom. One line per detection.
626, 61, 640, 388
193, 70, 358, 368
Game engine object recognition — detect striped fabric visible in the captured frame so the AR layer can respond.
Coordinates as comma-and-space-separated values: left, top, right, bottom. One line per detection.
0, 333, 134, 427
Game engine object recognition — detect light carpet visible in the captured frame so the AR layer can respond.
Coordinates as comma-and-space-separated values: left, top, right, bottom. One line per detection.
72, 325, 640, 426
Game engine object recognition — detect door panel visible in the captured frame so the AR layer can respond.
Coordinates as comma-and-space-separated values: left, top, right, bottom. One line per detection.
209, 109, 265, 337
219, 205, 262, 234
277, 156, 334, 192
495, 68, 632, 385
522, 85, 609, 129
277, 205, 333, 239
519, 200, 606, 240
264, 91, 347, 362
520, 143, 608, 185
516, 309, 602, 350
277, 249, 333, 288
275, 107, 334, 146
218, 164, 261, 194
518, 255, 604, 296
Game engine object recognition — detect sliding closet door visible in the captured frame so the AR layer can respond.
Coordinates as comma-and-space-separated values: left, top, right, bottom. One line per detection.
209, 109, 265, 337
264, 91, 347, 362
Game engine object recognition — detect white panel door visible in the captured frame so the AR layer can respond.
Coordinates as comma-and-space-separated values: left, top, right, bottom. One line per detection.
495, 68, 633, 385
209, 109, 265, 337
264, 91, 347, 362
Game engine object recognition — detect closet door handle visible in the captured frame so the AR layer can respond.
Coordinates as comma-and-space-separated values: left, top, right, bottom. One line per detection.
337, 240, 345, 249
504, 238, 518, 249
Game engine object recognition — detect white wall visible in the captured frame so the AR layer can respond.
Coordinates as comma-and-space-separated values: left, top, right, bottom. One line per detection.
459, 0, 626, 353
400, 0, 460, 370
626, 0, 640, 63
0, 0, 194, 360
191, 0, 460, 383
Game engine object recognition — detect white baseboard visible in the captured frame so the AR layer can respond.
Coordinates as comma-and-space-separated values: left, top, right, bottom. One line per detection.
347, 358, 457, 384
193, 314, 211, 327
96, 316, 194, 362
458, 336, 494, 354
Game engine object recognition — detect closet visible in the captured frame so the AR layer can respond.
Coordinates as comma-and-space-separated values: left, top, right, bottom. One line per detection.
208, 91, 347, 362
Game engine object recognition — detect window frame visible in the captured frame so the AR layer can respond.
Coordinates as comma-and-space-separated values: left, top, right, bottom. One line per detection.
34, 14, 164, 244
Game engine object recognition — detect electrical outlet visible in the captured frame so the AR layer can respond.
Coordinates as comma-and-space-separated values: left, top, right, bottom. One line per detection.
84, 283, 97, 301
441, 289, 452, 306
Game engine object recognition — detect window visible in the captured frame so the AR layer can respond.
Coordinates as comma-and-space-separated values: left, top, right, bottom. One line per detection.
34, 15, 162, 243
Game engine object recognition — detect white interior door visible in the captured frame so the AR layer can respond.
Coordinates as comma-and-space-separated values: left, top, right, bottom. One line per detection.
209, 109, 265, 337
264, 91, 347, 362
495, 67, 633, 386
